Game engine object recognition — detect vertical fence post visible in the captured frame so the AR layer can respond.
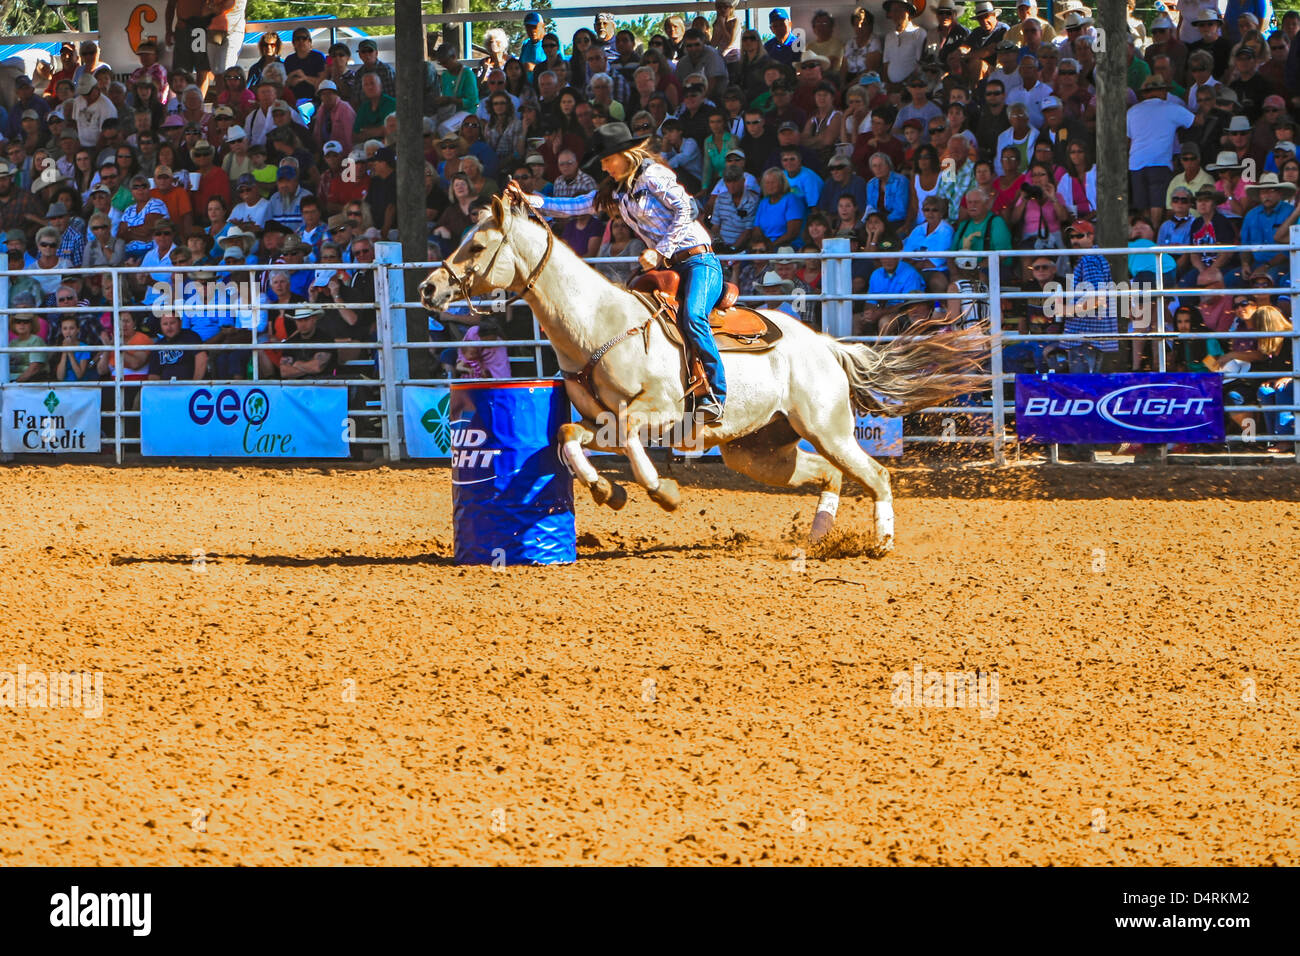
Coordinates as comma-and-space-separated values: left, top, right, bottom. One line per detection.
375, 242, 404, 461
0, 273, 8, 384
1291, 226, 1300, 464
987, 251, 1006, 466
0, 273, 8, 463
822, 237, 851, 338
111, 270, 123, 464
1154, 261, 1168, 464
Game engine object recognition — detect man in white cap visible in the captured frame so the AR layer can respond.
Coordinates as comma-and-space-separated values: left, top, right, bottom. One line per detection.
311, 78, 356, 155
68, 73, 116, 149
1144, 13, 1188, 80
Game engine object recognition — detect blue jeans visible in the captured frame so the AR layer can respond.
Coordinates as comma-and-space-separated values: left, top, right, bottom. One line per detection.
1258, 380, 1295, 438
676, 252, 727, 403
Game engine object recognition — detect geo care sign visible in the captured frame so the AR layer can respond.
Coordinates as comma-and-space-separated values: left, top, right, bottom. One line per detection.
1015, 373, 1225, 444
1, 387, 101, 453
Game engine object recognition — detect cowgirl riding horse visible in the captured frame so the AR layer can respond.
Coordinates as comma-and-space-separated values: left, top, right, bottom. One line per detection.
516, 122, 727, 424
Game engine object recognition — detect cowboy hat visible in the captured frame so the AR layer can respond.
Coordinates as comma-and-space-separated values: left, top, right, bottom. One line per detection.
759, 270, 794, 292
217, 225, 256, 252
1245, 172, 1297, 195
581, 121, 650, 175
885, 0, 927, 15
1206, 150, 1246, 172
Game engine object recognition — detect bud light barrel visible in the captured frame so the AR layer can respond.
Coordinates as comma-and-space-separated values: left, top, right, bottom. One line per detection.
450, 380, 576, 565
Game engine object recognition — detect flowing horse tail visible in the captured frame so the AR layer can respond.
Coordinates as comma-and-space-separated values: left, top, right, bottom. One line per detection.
828, 317, 991, 418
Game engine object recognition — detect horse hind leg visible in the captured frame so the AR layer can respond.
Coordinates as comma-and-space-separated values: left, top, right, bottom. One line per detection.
558, 421, 627, 510
800, 428, 895, 557
718, 429, 844, 544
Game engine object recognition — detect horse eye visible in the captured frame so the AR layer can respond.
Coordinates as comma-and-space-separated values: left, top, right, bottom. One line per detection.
468, 242, 487, 254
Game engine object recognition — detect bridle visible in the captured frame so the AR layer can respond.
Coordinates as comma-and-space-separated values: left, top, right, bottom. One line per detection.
439, 194, 554, 318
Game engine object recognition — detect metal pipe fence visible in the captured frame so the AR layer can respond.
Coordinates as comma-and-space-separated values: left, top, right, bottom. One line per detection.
1, 230, 1297, 465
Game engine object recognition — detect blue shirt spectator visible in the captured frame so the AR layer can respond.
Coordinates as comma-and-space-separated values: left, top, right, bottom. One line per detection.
866, 259, 925, 306
754, 186, 806, 247
783, 163, 824, 207
865, 170, 910, 227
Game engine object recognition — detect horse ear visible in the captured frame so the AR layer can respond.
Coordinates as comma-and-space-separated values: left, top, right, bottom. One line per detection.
492, 194, 505, 224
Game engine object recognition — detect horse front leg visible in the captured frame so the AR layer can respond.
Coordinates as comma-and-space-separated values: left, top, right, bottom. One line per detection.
558, 420, 627, 510
623, 427, 679, 511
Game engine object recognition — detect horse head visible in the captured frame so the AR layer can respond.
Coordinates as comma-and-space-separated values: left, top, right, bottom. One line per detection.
418, 192, 530, 312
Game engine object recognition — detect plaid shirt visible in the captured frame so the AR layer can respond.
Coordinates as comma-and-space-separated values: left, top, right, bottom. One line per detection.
551, 171, 597, 199
1065, 254, 1119, 351
537, 160, 710, 259
936, 159, 977, 224
57, 221, 86, 267
349, 62, 397, 104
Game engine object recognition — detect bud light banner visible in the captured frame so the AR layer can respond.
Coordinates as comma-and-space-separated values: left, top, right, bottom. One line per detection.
401, 386, 452, 458
1, 386, 101, 453
1015, 373, 1225, 444
141, 385, 350, 457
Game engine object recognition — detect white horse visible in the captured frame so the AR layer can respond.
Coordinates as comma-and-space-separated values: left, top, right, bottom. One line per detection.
419, 192, 986, 554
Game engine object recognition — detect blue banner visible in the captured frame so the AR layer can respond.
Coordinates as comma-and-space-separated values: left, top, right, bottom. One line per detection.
1015, 373, 1225, 444
141, 385, 350, 457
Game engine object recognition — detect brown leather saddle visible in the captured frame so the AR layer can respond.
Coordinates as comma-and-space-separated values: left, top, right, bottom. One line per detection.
629, 270, 782, 353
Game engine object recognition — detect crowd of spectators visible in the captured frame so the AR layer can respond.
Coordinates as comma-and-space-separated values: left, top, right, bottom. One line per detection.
0, 3, 1295, 445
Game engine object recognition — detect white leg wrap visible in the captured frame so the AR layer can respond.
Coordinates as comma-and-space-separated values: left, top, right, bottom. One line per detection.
810, 492, 839, 542
563, 439, 599, 485
875, 500, 895, 539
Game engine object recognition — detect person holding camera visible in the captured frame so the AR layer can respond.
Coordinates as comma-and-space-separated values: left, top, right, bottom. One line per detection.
1008, 160, 1069, 278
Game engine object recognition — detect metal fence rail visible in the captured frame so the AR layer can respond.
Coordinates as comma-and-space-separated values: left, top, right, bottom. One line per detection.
1, 229, 1297, 465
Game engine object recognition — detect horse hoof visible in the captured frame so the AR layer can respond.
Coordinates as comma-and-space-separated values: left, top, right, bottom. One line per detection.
648, 478, 680, 511
590, 477, 627, 510
809, 510, 835, 544
867, 536, 895, 559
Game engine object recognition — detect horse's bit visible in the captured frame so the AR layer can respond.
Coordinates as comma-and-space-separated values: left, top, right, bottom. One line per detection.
440, 197, 554, 319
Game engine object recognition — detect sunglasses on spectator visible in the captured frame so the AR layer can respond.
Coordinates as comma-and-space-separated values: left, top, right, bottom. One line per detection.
91, 223, 110, 229
38, 241, 57, 248
1171, 196, 1191, 202
57, 295, 75, 302
1057, 69, 1077, 75
1233, 300, 1252, 308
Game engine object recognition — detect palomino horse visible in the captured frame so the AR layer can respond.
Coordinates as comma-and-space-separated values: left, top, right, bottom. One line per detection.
419, 191, 986, 554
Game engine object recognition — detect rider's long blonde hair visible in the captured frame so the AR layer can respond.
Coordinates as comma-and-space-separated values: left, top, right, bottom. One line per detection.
596, 143, 666, 218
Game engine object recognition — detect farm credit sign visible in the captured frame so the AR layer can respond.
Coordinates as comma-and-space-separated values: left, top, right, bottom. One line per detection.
1015, 373, 1225, 444
1, 387, 101, 453
141, 384, 349, 457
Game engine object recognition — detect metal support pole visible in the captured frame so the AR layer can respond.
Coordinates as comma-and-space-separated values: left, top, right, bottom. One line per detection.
987, 252, 1005, 466
822, 237, 851, 338
110, 270, 123, 464
0, 274, 9, 385
375, 243, 404, 461
1291, 226, 1300, 464
1155, 263, 1168, 464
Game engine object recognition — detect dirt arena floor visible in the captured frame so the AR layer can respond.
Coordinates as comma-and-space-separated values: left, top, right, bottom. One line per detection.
1, 460, 1296, 866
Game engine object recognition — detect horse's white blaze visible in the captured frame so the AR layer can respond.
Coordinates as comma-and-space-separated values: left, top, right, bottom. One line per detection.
562, 439, 599, 484
874, 501, 895, 539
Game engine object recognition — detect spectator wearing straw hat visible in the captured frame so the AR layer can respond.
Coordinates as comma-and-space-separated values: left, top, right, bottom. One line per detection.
1187, 8, 1231, 79
280, 305, 343, 379
1239, 173, 1296, 282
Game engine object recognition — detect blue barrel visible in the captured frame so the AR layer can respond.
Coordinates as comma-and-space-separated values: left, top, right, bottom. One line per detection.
450, 379, 576, 565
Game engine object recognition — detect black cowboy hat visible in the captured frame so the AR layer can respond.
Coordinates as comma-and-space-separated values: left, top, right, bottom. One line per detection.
581, 122, 650, 176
